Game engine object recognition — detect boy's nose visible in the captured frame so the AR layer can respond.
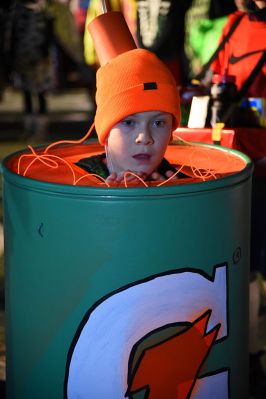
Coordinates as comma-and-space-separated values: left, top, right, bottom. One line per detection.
135, 130, 154, 145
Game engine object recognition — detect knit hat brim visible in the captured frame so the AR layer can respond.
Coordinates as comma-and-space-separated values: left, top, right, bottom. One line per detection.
95, 83, 180, 144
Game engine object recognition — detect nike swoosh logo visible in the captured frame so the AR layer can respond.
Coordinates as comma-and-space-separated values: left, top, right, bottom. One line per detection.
229, 49, 266, 64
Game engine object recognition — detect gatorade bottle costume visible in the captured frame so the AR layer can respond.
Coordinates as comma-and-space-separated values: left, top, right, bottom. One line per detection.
211, 5, 266, 97
76, 48, 188, 179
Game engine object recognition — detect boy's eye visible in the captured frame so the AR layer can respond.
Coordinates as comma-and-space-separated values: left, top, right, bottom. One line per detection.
122, 119, 135, 127
153, 120, 166, 127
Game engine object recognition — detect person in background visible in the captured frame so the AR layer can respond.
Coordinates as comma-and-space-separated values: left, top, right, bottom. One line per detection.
135, 0, 193, 86
50, 0, 96, 92
0, 1, 15, 102
73, 0, 91, 37
10, 0, 54, 137
179, 0, 237, 126
211, 0, 266, 97
185, 0, 237, 78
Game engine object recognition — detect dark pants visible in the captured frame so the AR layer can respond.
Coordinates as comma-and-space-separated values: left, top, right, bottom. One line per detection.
23, 90, 47, 114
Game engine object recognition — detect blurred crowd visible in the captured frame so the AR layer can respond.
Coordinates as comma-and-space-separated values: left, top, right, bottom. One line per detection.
1, 0, 265, 129
0, 0, 239, 119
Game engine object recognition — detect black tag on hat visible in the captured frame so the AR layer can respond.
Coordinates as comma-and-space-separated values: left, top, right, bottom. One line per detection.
143, 82, 158, 90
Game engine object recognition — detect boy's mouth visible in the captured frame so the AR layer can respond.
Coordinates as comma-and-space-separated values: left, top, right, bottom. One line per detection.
133, 154, 151, 161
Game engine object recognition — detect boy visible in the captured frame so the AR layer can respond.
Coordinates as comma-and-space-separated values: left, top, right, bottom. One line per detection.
76, 48, 186, 184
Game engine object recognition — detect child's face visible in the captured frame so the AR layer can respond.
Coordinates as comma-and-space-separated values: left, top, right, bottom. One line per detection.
253, 1, 266, 8
234, 0, 247, 10
106, 111, 173, 177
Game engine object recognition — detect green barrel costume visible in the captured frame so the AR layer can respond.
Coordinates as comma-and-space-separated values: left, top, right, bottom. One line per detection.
2, 144, 252, 398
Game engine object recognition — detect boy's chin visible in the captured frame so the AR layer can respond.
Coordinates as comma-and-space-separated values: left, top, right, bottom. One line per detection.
131, 167, 154, 176
120, 163, 159, 177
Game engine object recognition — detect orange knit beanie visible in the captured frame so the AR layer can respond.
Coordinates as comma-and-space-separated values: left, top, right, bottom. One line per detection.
94, 48, 180, 144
